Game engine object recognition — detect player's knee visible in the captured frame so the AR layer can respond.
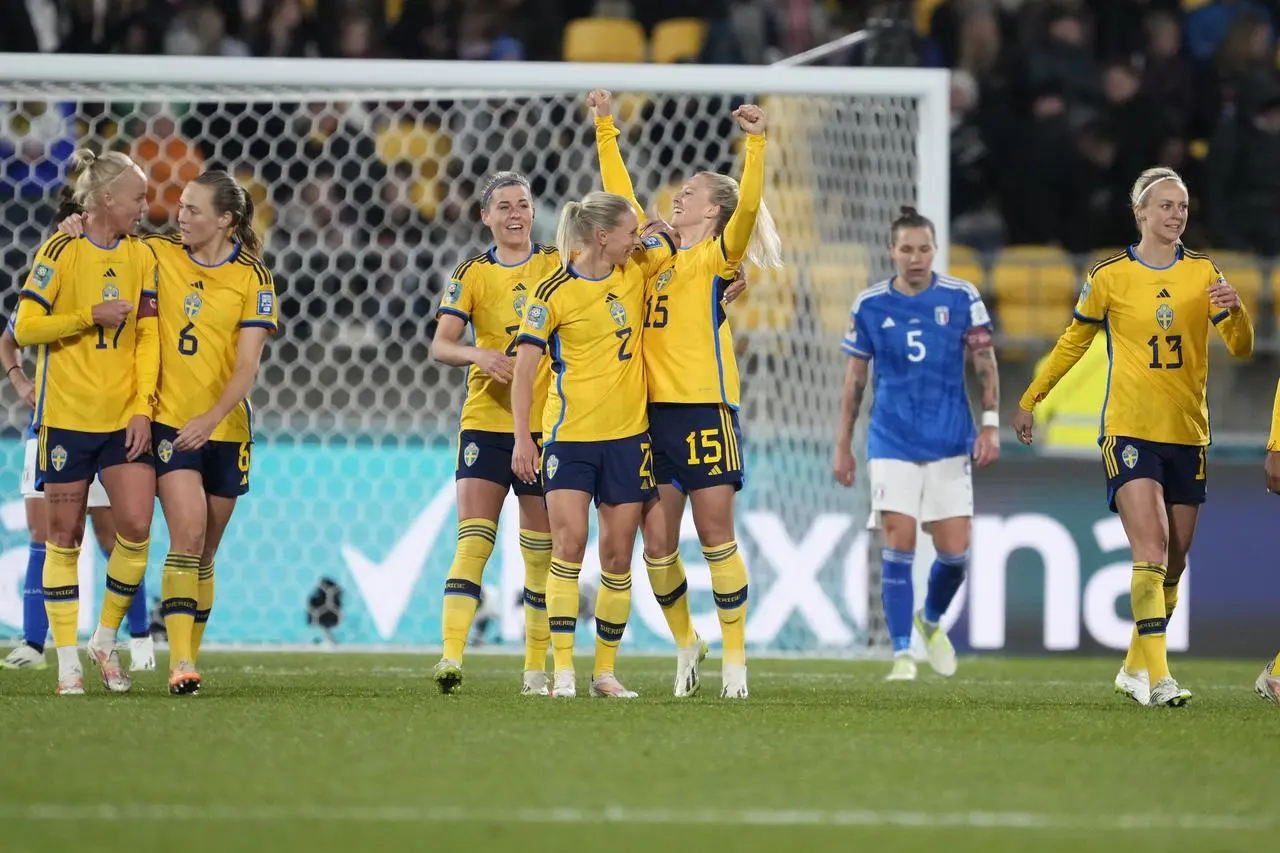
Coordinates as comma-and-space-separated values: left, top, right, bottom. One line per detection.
113, 514, 152, 545
1128, 531, 1168, 564
167, 519, 206, 556
598, 540, 634, 572
552, 529, 587, 563
882, 522, 917, 553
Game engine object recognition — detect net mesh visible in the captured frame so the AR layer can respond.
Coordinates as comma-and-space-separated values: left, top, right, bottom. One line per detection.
0, 80, 925, 653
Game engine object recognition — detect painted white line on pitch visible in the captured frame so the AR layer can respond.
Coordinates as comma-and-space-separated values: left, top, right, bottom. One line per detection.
0, 803, 1268, 833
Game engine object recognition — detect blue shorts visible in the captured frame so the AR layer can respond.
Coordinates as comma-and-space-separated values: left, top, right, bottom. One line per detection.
1102, 435, 1206, 513
37, 426, 151, 488
648, 403, 745, 493
153, 423, 251, 498
541, 433, 657, 506
456, 429, 544, 498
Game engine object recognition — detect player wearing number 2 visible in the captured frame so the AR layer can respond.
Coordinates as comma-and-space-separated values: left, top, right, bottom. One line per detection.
1014, 167, 1253, 707
61, 169, 278, 694
834, 206, 1000, 682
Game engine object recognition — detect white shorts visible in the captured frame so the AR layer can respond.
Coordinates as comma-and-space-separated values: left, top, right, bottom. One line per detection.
867, 455, 972, 527
21, 438, 111, 508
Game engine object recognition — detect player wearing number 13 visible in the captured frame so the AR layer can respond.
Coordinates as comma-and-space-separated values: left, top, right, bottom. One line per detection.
1014, 167, 1254, 707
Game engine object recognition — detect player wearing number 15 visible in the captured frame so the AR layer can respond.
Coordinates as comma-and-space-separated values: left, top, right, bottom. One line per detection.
14, 149, 159, 696
1014, 167, 1254, 707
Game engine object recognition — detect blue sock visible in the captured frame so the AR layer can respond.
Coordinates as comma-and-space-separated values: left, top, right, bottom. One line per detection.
924, 550, 968, 624
881, 548, 915, 653
22, 542, 48, 651
125, 564, 150, 639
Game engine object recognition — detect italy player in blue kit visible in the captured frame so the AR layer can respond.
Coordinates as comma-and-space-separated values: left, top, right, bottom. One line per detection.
833, 207, 1001, 681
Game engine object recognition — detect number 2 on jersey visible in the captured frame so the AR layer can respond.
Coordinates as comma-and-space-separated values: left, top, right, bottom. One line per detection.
1147, 334, 1183, 369
906, 329, 927, 362
95, 321, 125, 350
616, 327, 633, 361
504, 324, 520, 357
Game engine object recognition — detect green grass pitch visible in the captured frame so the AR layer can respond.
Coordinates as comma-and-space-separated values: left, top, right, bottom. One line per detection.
0, 651, 1274, 853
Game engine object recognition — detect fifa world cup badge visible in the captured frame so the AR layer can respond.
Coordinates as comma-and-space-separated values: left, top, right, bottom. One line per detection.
527, 304, 547, 330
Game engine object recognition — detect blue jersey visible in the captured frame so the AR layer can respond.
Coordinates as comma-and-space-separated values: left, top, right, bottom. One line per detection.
6, 314, 36, 440
841, 274, 992, 462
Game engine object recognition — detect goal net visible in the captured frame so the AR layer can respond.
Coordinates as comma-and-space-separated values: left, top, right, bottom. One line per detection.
0, 58, 948, 656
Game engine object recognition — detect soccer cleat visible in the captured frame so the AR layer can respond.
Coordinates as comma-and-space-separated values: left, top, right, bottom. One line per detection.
1255, 659, 1280, 706
56, 668, 85, 696
1, 644, 47, 670
885, 652, 917, 681
129, 636, 156, 672
590, 672, 638, 699
674, 635, 709, 697
1114, 667, 1150, 706
86, 638, 132, 693
914, 610, 957, 677
721, 663, 749, 699
1148, 676, 1191, 707
552, 669, 576, 699
521, 670, 549, 697
168, 661, 202, 696
432, 659, 463, 695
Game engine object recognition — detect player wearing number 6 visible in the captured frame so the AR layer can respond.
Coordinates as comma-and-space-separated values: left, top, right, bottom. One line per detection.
833, 207, 1000, 682
1014, 167, 1253, 707
60, 170, 278, 694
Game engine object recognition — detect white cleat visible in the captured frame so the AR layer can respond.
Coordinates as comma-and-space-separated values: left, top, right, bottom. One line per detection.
1, 644, 47, 670
1114, 667, 1150, 706
1255, 659, 1280, 706
590, 672, 638, 699
674, 635, 709, 697
885, 652, 917, 681
721, 663, 748, 699
56, 667, 85, 696
521, 670, 549, 697
129, 636, 156, 672
914, 610, 957, 677
1149, 676, 1191, 707
552, 669, 576, 699
85, 638, 132, 694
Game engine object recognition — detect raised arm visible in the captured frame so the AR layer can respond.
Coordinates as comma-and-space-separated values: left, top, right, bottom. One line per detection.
589, 90, 644, 222
722, 105, 767, 264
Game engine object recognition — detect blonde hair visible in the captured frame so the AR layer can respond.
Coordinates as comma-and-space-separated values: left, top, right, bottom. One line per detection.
554, 191, 635, 255
1130, 166, 1187, 210
698, 171, 784, 269
70, 148, 139, 209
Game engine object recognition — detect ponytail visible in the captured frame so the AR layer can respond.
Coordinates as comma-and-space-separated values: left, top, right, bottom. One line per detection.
68, 147, 138, 210
555, 200, 584, 258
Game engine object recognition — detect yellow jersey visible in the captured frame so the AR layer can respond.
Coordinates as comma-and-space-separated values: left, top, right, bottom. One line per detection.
16, 234, 160, 433
1268, 378, 1280, 451
1021, 246, 1254, 446
438, 244, 561, 434
516, 238, 675, 443
146, 235, 279, 443
595, 115, 765, 408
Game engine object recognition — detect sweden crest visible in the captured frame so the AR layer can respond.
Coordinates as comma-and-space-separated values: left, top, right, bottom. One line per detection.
184, 293, 203, 320
1156, 303, 1174, 331
101, 283, 120, 301
157, 439, 174, 464
608, 298, 628, 328
50, 445, 67, 472
463, 441, 479, 467
1122, 444, 1139, 470
655, 269, 673, 292
1078, 281, 1091, 305
513, 292, 528, 318
935, 306, 950, 326
545, 454, 559, 479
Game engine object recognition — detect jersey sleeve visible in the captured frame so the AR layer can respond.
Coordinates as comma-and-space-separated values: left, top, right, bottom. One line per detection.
1269, 379, 1280, 452
438, 257, 481, 323
1206, 262, 1255, 358
594, 116, 644, 222
722, 133, 766, 264
516, 289, 558, 351
1073, 265, 1110, 324
240, 266, 280, 333
964, 288, 994, 349
635, 233, 677, 281
841, 298, 874, 360
20, 236, 71, 313
14, 237, 94, 346
132, 246, 160, 419
5, 314, 15, 338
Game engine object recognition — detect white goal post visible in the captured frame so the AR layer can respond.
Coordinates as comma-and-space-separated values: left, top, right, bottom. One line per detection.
0, 55, 949, 656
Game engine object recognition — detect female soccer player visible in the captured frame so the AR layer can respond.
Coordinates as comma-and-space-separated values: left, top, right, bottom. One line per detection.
0, 316, 154, 672
61, 169, 278, 695
1257, 380, 1280, 705
1014, 167, 1253, 707
430, 171, 561, 697
510, 191, 675, 699
14, 149, 158, 696
833, 207, 999, 682
588, 90, 780, 699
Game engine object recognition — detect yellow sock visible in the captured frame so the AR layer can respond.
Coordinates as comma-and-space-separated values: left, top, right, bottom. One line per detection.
593, 569, 632, 678
440, 518, 497, 662
644, 550, 697, 648
519, 529, 552, 673
704, 540, 749, 667
192, 561, 215, 663
161, 552, 201, 665
43, 543, 81, 648
547, 558, 582, 672
1122, 577, 1180, 674
1132, 561, 1170, 683
99, 535, 149, 632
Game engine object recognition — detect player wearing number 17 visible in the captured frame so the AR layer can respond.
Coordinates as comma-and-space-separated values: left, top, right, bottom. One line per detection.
14, 149, 159, 696
1014, 167, 1254, 707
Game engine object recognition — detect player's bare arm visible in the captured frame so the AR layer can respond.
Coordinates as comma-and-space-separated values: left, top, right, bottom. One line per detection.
510, 341, 542, 484
0, 327, 34, 408
833, 356, 868, 487
430, 312, 513, 383
967, 326, 1000, 467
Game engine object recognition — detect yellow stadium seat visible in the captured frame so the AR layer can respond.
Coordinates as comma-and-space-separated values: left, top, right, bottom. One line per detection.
375, 121, 450, 166
763, 185, 819, 252
996, 303, 1071, 342
811, 263, 871, 334
946, 244, 985, 291
650, 18, 707, 63
735, 265, 795, 333
992, 247, 1079, 306
915, 0, 946, 33
385, 0, 403, 23
1182, 0, 1212, 10
1213, 252, 1263, 317
562, 18, 646, 63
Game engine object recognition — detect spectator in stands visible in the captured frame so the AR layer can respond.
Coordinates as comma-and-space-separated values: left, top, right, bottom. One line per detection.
1021, 6, 1101, 122
1186, 0, 1275, 64
1099, 61, 1172, 184
1138, 10, 1198, 134
1088, 0, 1183, 62
1206, 86, 1280, 256
165, 1, 252, 56
1207, 11, 1277, 125
949, 70, 1004, 249
251, 0, 316, 57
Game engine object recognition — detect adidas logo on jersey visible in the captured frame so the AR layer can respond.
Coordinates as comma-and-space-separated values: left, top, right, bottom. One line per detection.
708, 465, 723, 476
1156, 288, 1171, 298
881, 317, 896, 328
103, 268, 117, 278
191, 280, 205, 290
